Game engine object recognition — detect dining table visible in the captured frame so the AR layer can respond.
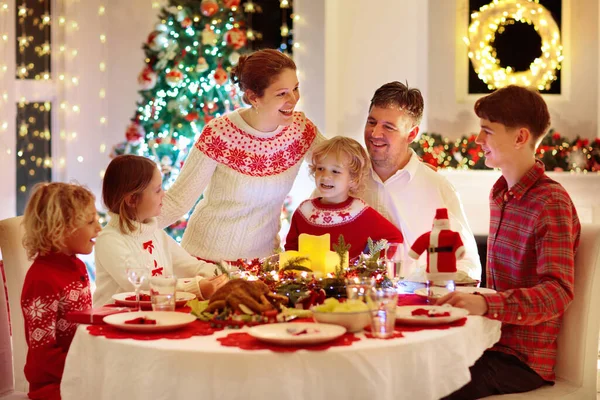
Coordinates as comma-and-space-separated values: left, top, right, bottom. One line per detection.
60, 305, 501, 400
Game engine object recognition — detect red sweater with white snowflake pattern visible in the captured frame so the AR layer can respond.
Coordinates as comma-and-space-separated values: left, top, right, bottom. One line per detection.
21, 253, 92, 400
285, 197, 404, 259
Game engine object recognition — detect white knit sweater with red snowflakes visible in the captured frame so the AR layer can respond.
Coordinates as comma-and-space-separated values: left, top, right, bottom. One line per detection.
158, 109, 323, 262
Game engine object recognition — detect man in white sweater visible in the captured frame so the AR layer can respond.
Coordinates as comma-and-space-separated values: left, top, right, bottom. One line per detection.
360, 82, 481, 281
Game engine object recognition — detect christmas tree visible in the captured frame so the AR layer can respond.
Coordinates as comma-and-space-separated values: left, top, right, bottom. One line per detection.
111, 0, 248, 240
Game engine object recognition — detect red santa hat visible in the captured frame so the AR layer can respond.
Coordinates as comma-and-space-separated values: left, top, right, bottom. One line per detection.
432, 208, 450, 230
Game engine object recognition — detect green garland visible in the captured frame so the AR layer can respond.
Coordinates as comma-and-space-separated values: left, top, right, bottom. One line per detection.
410, 130, 600, 172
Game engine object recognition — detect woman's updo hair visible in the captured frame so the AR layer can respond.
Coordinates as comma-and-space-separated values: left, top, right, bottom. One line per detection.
230, 49, 296, 104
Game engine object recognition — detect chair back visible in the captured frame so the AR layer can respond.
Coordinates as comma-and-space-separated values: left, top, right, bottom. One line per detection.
0, 261, 13, 396
0, 217, 31, 393
554, 224, 600, 393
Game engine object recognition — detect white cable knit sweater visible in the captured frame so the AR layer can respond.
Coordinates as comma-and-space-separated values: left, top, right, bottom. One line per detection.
158, 109, 323, 262
93, 213, 217, 306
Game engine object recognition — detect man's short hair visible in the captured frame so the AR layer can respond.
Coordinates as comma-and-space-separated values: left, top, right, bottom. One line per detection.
474, 85, 551, 144
370, 81, 424, 126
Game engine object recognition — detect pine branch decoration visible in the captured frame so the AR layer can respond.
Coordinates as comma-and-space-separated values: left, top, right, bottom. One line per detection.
367, 238, 388, 262
333, 234, 351, 279
280, 257, 312, 272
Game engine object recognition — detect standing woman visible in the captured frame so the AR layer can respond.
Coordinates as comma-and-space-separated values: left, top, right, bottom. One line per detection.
159, 49, 324, 262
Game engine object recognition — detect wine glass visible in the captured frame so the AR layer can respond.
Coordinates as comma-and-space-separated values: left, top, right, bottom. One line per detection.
126, 267, 148, 311
385, 243, 404, 287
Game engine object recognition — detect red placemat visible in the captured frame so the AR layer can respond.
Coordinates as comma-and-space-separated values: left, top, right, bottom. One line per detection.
217, 331, 360, 352
364, 331, 404, 340
397, 294, 429, 306
395, 317, 467, 332
87, 319, 222, 340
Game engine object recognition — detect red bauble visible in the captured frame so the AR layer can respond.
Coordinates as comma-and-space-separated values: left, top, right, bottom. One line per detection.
165, 68, 184, 87
181, 17, 192, 28
184, 112, 200, 122
224, 0, 240, 8
225, 27, 247, 50
213, 66, 228, 85
125, 121, 145, 143
201, 0, 218, 17
137, 66, 157, 90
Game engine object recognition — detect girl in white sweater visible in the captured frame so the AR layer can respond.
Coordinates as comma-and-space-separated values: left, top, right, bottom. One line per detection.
158, 49, 324, 262
93, 155, 226, 306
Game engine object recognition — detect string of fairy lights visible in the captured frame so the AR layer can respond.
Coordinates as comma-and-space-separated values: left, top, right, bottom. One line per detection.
0, 1, 9, 158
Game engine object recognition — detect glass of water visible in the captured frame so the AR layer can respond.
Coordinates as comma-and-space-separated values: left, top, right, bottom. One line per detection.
367, 287, 399, 338
149, 274, 177, 311
345, 276, 375, 303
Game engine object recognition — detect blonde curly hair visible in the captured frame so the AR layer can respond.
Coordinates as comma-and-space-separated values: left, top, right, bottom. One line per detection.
309, 136, 370, 196
22, 182, 96, 259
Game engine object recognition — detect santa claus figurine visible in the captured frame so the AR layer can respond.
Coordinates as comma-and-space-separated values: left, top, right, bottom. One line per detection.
408, 208, 464, 282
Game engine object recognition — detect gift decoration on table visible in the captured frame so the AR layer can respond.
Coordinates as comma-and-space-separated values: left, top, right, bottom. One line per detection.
408, 208, 465, 282
65, 306, 134, 325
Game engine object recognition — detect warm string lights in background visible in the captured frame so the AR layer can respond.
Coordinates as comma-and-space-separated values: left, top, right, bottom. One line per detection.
465, 0, 562, 91
14, 0, 53, 208
0, 1, 9, 157
98, 2, 108, 179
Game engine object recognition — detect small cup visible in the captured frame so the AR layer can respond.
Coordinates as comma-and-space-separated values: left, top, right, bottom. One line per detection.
367, 288, 399, 338
149, 274, 177, 311
345, 276, 375, 303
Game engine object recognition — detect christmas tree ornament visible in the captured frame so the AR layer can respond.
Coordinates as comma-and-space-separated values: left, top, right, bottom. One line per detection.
147, 31, 169, 52
224, 0, 241, 9
125, 121, 145, 144
155, 23, 168, 32
408, 208, 464, 283
165, 68, 184, 87
200, 0, 218, 17
201, 24, 218, 46
213, 65, 228, 85
225, 27, 247, 50
166, 5, 186, 22
137, 66, 158, 90
181, 17, 192, 28
184, 112, 200, 122
228, 51, 240, 65
195, 56, 209, 73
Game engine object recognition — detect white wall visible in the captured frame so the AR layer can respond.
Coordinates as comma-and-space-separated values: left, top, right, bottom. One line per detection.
427, 0, 599, 140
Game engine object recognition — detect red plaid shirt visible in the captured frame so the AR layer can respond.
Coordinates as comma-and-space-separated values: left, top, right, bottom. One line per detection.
483, 160, 580, 381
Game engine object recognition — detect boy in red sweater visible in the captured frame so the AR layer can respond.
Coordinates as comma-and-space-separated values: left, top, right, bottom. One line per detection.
285, 136, 403, 260
21, 183, 101, 400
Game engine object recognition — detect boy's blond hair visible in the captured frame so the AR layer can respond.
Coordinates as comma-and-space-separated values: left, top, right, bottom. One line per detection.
22, 182, 96, 259
309, 136, 370, 196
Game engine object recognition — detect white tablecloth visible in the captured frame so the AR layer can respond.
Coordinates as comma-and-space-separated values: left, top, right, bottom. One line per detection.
61, 317, 501, 400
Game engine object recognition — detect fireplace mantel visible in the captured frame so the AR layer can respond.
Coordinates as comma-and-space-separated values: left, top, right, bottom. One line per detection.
440, 170, 600, 236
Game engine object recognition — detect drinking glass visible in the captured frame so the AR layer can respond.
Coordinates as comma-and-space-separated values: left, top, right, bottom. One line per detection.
345, 276, 375, 303
149, 274, 177, 311
385, 243, 404, 284
126, 267, 148, 312
367, 287, 399, 338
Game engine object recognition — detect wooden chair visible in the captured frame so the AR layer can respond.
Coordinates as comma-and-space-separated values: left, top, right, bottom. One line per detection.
0, 217, 31, 396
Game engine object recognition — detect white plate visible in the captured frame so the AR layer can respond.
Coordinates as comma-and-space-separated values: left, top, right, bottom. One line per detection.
414, 286, 497, 298
395, 305, 469, 325
103, 311, 196, 332
248, 322, 346, 346
112, 291, 196, 308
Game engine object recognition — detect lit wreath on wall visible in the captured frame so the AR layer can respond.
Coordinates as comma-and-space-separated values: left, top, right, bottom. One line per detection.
466, 0, 563, 91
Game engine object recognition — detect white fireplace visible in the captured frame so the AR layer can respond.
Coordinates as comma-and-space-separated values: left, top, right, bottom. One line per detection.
441, 170, 600, 236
